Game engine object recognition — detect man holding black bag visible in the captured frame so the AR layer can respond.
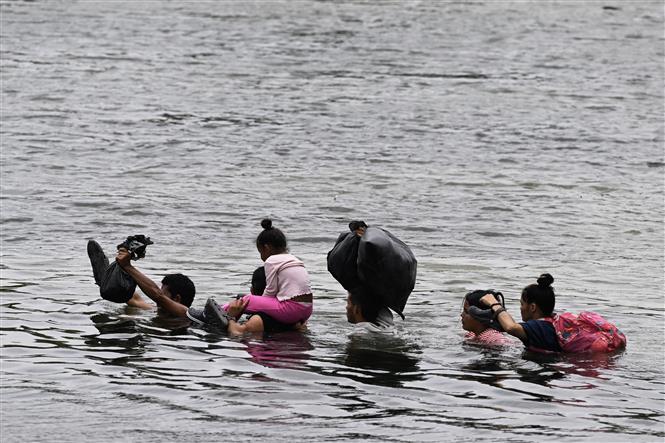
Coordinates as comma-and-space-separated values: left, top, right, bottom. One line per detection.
87, 237, 196, 318
328, 221, 417, 332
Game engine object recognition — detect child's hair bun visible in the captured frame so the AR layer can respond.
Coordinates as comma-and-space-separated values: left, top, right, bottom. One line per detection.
537, 273, 554, 288
261, 218, 273, 230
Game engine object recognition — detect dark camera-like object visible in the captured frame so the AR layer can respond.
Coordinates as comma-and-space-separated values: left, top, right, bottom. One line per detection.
117, 235, 153, 260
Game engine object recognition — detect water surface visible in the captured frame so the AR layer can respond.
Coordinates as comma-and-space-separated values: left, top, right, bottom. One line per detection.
1, 1, 663, 441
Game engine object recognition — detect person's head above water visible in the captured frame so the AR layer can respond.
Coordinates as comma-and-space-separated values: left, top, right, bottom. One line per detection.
520, 273, 555, 320
250, 266, 266, 295
346, 287, 382, 324
461, 302, 488, 336
256, 218, 287, 261
461, 290, 504, 335
161, 273, 196, 307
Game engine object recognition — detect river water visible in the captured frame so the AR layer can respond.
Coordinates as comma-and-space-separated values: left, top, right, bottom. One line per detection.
1, 1, 663, 441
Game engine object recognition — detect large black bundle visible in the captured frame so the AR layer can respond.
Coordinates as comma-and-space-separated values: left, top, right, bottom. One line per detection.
98, 235, 153, 303
358, 227, 417, 317
327, 230, 362, 292
327, 222, 417, 318
100, 262, 137, 303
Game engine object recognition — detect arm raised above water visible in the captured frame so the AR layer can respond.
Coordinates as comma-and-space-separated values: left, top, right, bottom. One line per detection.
116, 249, 188, 318
480, 293, 527, 342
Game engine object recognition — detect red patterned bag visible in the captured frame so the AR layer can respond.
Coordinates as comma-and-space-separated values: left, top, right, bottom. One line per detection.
546, 311, 627, 353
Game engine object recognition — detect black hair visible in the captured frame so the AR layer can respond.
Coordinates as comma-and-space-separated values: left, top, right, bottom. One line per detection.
348, 220, 367, 231
251, 266, 266, 295
521, 273, 556, 315
161, 273, 196, 307
349, 286, 382, 323
256, 218, 287, 251
464, 289, 504, 310
463, 289, 505, 330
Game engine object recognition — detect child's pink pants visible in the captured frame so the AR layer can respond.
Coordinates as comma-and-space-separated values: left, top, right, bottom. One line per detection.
223, 294, 312, 325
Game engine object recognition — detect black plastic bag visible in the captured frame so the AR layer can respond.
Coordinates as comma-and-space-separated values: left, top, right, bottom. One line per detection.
99, 235, 153, 303
100, 262, 137, 303
327, 222, 417, 319
358, 227, 417, 318
327, 230, 362, 292
117, 234, 153, 259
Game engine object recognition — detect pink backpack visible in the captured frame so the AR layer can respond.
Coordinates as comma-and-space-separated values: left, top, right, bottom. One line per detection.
544, 312, 627, 353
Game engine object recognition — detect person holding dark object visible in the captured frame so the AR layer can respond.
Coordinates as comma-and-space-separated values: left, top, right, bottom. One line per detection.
87, 238, 196, 318
461, 290, 514, 347
479, 274, 562, 352
479, 273, 626, 353
345, 287, 394, 332
328, 221, 417, 332
115, 248, 196, 317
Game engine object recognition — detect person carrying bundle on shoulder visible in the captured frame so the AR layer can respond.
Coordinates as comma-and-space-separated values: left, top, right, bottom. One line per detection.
328, 220, 417, 333
87, 237, 196, 319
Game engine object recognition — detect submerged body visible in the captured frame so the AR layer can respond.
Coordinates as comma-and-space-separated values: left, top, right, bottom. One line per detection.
352, 306, 395, 333
464, 329, 515, 347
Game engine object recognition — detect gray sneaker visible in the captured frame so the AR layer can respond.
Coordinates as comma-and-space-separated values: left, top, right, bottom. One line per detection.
87, 240, 110, 286
186, 307, 206, 326
203, 298, 230, 330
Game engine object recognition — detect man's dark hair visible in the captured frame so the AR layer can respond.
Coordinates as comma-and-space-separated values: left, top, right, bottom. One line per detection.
161, 273, 196, 307
349, 286, 382, 323
251, 266, 266, 295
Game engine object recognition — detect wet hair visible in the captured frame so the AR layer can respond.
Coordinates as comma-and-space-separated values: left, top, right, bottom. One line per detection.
161, 273, 196, 307
349, 286, 382, 323
463, 289, 505, 330
256, 218, 287, 251
251, 266, 266, 295
521, 273, 556, 315
348, 220, 367, 231
464, 289, 503, 310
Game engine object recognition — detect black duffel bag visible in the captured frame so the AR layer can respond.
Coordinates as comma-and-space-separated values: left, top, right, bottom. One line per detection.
99, 235, 153, 303
327, 222, 417, 318
327, 223, 364, 293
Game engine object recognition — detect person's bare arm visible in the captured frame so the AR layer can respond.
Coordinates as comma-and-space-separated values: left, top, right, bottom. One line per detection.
126, 292, 153, 310
224, 298, 264, 335
480, 293, 527, 341
228, 315, 265, 336
116, 249, 187, 318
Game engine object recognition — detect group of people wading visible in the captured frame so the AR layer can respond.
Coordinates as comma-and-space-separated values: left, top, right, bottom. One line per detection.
88, 219, 626, 354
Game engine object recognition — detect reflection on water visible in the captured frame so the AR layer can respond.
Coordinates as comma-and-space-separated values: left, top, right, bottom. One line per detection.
522, 349, 623, 380
244, 331, 315, 369
457, 349, 562, 401
340, 333, 422, 388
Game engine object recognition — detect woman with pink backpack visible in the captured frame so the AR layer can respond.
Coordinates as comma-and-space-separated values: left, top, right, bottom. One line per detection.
479, 273, 626, 354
